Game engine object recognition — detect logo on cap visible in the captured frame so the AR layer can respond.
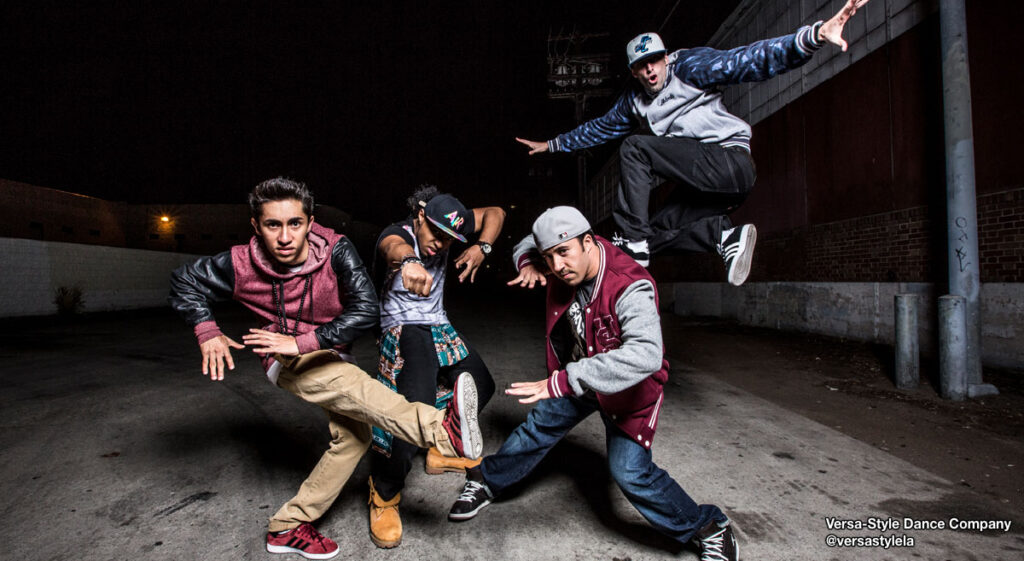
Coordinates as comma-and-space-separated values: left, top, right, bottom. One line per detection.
558, 231, 569, 240
445, 211, 464, 230
634, 35, 652, 54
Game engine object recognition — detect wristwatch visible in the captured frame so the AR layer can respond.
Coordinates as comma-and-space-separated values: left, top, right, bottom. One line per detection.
476, 241, 492, 256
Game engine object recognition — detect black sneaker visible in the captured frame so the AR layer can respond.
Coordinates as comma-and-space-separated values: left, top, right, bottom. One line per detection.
448, 470, 494, 521
610, 232, 650, 267
718, 224, 756, 286
694, 521, 738, 561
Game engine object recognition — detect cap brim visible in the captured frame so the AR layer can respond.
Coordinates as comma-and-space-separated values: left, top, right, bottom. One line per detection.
629, 50, 666, 68
426, 216, 467, 242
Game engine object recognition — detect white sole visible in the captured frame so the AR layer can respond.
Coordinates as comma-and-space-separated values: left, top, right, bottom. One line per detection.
448, 497, 492, 521
727, 225, 756, 286
455, 372, 482, 459
266, 544, 340, 560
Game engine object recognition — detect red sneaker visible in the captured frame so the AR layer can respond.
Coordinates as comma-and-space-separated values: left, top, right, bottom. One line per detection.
441, 372, 482, 459
266, 523, 340, 559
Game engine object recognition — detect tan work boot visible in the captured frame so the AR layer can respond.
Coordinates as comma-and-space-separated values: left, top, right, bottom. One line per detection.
368, 477, 402, 548
425, 446, 482, 475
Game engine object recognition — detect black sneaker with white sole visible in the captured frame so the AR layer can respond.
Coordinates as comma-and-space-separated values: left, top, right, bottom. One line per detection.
694, 520, 738, 561
719, 224, 756, 286
448, 468, 494, 521
610, 232, 650, 267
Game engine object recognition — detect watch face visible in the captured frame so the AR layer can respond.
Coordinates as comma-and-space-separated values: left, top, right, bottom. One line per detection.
478, 242, 492, 254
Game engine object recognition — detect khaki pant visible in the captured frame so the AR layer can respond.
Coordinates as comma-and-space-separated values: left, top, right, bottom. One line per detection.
268, 350, 456, 532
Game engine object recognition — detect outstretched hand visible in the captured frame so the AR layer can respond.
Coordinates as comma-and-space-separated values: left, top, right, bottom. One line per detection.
507, 263, 548, 289
199, 335, 245, 381
505, 379, 551, 404
819, 0, 870, 51
515, 137, 549, 155
243, 329, 299, 356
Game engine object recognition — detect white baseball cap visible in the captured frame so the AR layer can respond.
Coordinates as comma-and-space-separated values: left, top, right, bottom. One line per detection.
626, 32, 666, 67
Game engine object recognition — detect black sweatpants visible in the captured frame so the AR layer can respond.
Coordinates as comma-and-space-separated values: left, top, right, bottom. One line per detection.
371, 324, 495, 500
613, 135, 756, 254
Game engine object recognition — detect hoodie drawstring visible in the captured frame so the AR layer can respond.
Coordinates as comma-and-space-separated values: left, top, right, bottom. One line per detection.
271, 275, 312, 336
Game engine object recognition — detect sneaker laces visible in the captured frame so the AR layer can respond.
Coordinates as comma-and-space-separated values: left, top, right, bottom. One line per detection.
295, 523, 328, 547
457, 480, 489, 502
611, 232, 626, 247
699, 527, 729, 561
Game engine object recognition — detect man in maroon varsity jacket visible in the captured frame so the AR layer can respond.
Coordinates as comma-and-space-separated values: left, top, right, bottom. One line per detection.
447, 206, 737, 561
169, 177, 482, 560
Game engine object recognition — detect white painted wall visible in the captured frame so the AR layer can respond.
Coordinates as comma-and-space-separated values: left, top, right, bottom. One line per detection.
0, 237, 200, 317
667, 281, 1023, 370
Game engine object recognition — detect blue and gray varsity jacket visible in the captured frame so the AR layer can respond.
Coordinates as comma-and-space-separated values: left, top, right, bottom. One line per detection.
547, 23, 825, 153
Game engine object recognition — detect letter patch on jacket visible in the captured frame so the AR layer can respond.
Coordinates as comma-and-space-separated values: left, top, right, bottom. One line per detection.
592, 314, 621, 351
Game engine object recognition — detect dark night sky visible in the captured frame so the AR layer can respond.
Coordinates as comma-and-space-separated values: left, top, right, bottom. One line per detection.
1, 1, 739, 221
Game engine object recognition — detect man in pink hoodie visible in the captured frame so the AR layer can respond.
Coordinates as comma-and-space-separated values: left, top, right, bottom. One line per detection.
169, 177, 482, 560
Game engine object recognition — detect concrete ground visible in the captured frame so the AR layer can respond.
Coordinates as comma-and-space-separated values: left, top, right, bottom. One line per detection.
2, 286, 1022, 561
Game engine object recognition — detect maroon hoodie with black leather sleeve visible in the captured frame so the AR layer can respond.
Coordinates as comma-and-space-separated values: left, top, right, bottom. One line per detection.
168, 223, 378, 370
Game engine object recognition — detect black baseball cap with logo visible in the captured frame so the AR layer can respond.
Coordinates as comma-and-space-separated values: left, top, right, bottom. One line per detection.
422, 194, 470, 242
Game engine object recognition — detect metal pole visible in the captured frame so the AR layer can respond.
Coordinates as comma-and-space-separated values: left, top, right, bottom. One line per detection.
938, 295, 967, 401
894, 294, 919, 389
938, 0, 982, 384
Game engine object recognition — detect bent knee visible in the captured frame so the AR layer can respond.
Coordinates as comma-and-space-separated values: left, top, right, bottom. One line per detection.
610, 459, 657, 490
328, 426, 373, 452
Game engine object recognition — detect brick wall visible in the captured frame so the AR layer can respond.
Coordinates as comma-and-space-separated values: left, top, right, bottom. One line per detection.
657, 188, 1024, 284
978, 190, 1024, 282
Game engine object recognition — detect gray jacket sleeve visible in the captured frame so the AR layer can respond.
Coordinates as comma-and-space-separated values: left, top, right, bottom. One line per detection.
512, 234, 539, 270
564, 279, 663, 395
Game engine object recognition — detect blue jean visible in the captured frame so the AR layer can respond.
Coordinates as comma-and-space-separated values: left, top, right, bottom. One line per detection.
480, 395, 725, 544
